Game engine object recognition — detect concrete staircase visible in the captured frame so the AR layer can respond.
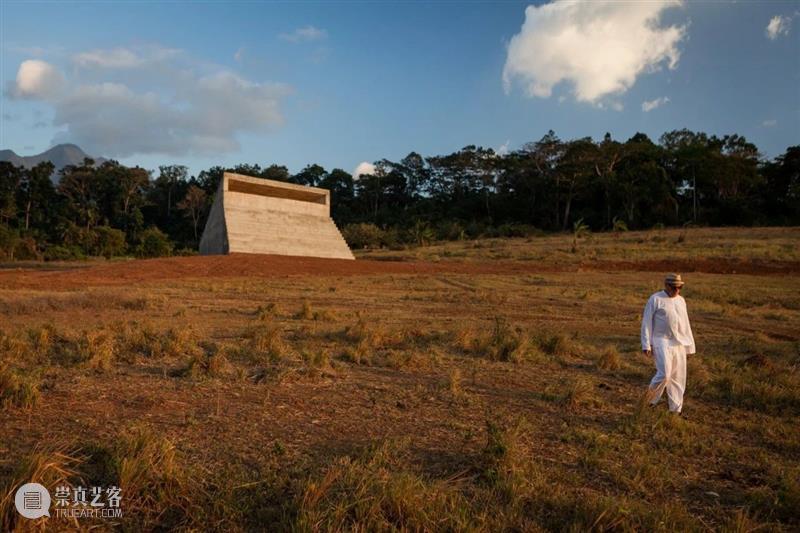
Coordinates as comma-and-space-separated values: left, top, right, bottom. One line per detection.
200, 172, 355, 260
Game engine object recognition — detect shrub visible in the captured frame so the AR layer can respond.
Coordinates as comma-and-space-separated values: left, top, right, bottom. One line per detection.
93, 226, 127, 258
406, 219, 435, 246
612, 217, 628, 232
341, 223, 385, 249
44, 245, 84, 261
0, 226, 18, 260
137, 227, 173, 258
435, 220, 466, 241
12, 236, 40, 260
495, 223, 537, 238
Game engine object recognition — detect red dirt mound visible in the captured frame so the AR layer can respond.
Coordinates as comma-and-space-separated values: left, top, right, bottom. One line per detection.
0, 253, 797, 290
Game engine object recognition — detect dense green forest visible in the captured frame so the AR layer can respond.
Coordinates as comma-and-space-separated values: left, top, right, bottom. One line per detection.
1, 129, 798, 260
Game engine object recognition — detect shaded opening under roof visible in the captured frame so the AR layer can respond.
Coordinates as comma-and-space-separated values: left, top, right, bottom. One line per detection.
227, 178, 327, 205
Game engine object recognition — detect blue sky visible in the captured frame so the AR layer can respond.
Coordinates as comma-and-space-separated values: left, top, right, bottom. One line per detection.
1, 0, 798, 178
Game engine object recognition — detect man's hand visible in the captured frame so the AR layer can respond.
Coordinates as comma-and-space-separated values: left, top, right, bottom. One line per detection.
642, 349, 652, 358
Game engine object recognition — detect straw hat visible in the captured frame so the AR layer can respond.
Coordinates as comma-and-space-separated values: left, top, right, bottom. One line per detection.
665, 273, 685, 287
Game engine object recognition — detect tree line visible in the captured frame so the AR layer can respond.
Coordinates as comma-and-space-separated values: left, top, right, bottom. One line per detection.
1, 129, 797, 260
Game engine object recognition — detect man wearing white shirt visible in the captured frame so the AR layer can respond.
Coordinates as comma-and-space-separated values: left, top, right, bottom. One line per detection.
641, 273, 696, 416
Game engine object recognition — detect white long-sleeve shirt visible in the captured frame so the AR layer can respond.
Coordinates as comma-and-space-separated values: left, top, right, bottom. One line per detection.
641, 290, 696, 354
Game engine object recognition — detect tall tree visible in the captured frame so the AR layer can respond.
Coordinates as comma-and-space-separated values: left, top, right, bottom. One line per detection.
156, 165, 188, 218
59, 158, 100, 230
556, 138, 595, 230
19, 161, 56, 231
177, 185, 207, 241
0, 162, 23, 227
292, 164, 327, 187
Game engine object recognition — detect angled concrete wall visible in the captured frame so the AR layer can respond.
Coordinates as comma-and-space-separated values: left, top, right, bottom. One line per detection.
199, 172, 354, 260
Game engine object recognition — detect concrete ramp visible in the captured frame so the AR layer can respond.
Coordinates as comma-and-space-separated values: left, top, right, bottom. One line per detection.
199, 172, 355, 260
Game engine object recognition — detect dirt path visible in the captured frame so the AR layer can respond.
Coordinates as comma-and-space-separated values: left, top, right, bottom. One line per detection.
0, 253, 797, 289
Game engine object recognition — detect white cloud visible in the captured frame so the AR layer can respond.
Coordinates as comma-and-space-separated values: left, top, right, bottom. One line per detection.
72, 46, 180, 70
9, 47, 292, 158
762, 119, 777, 127
280, 25, 327, 43
766, 15, 790, 40
352, 162, 376, 180
234, 47, 245, 63
503, 1, 686, 104
10, 60, 65, 99
642, 96, 670, 112
73, 48, 144, 69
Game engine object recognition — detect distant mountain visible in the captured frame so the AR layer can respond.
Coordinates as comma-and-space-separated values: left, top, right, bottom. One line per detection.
0, 144, 108, 181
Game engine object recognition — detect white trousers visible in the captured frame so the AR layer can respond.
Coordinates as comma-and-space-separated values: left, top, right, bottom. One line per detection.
648, 337, 687, 413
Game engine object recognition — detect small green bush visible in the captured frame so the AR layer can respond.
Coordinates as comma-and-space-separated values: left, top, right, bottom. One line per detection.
341, 223, 385, 249
137, 227, 173, 258
44, 245, 84, 261
94, 226, 127, 258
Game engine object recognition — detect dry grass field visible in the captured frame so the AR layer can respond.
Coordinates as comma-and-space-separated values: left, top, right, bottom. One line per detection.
1, 226, 799, 531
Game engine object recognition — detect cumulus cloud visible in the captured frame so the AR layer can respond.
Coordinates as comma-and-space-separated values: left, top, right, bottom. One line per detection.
642, 96, 670, 112
9, 59, 65, 99
503, 1, 686, 104
352, 162, 376, 180
766, 15, 791, 40
8, 46, 292, 158
280, 25, 327, 43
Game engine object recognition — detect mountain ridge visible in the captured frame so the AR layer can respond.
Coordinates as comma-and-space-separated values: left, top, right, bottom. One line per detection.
0, 144, 108, 180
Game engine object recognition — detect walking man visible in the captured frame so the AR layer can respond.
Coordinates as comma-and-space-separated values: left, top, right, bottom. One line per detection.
641, 273, 696, 415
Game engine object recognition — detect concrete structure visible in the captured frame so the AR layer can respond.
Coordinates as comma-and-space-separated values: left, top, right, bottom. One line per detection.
199, 172, 354, 260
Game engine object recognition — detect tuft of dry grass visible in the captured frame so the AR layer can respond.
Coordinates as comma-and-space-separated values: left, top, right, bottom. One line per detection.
115, 323, 201, 361
596, 345, 621, 370
0, 330, 28, 363
99, 426, 201, 530
295, 300, 315, 320
480, 418, 535, 505
240, 324, 290, 365
455, 318, 539, 363
255, 302, 279, 321
447, 368, 463, 397
175, 349, 234, 380
558, 378, 600, 411
295, 440, 473, 531
540, 332, 577, 358
0, 365, 40, 410
0, 446, 83, 531
299, 349, 336, 379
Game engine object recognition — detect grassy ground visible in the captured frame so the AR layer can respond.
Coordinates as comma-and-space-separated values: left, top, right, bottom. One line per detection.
1, 227, 798, 531
357, 226, 800, 264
